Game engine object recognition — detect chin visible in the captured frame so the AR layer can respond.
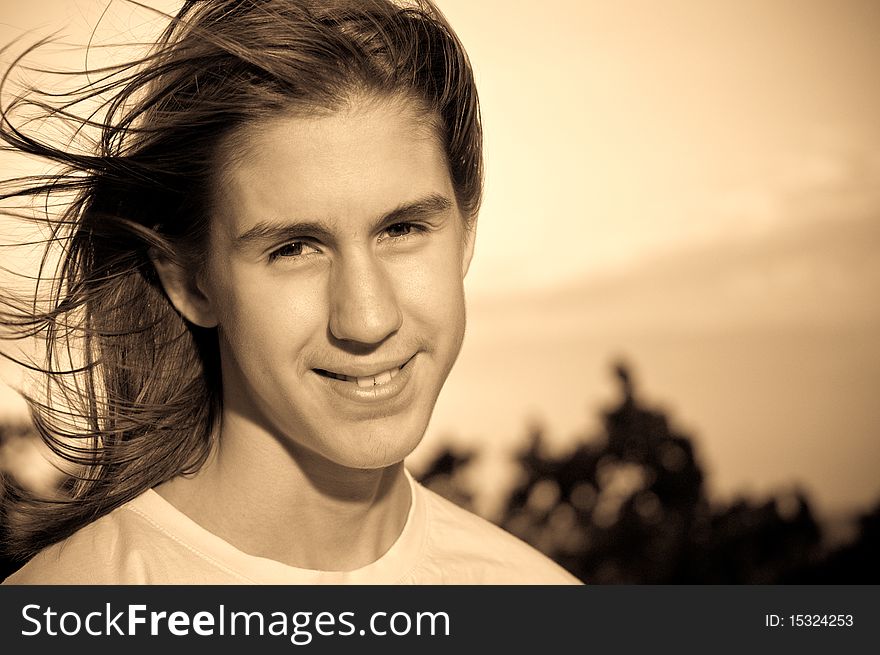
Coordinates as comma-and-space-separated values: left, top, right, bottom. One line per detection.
326, 422, 427, 471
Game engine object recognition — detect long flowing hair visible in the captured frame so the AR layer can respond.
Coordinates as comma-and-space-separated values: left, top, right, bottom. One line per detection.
0, 0, 482, 560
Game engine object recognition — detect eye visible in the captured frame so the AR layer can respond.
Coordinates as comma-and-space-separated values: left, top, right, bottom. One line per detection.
383, 222, 420, 239
267, 241, 319, 262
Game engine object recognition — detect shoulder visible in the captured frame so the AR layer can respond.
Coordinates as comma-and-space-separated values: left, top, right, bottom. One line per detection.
413, 482, 582, 584
4, 506, 133, 584
2, 492, 204, 585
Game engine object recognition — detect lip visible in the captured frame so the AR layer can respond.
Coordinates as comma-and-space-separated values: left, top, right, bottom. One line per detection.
314, 354, 415, 380
312, 353, 418, 405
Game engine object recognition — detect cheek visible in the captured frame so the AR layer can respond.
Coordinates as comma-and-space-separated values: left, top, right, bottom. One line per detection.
208, 266, 327, 362
396, 242, 467, 338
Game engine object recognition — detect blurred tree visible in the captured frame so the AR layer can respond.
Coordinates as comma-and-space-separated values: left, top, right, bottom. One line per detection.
0, 420, 41, 580
416, 446, 476, 513
416, 360, 871, 584
783, 500, 880, 583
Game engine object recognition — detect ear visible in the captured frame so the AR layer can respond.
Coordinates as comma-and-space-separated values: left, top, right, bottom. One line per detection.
150, 250, 219, 328
461, 217, 477, 278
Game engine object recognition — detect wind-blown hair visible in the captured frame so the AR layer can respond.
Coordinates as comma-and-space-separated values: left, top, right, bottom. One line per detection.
0, 0, 482, 559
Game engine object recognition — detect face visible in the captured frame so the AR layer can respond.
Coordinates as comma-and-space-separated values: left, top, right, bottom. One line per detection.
189, 96, 475, 470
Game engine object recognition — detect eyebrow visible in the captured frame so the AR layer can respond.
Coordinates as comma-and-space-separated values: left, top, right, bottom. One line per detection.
233, 193, 454, 249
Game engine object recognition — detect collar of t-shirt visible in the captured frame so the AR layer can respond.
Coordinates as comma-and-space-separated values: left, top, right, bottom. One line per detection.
133, 467, 426, 584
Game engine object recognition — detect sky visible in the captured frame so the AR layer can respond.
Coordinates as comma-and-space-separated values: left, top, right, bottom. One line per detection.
1, 1, 879, 517
428, 0, 880, 516
438, 0, 880, 293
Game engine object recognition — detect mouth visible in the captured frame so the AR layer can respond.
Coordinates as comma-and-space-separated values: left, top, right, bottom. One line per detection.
313, 355, 415, 388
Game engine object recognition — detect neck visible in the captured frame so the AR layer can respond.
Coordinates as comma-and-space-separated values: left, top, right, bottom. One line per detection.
155, 411, 412, 571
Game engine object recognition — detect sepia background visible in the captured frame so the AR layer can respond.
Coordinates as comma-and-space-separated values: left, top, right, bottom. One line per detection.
1, 0, 878, 582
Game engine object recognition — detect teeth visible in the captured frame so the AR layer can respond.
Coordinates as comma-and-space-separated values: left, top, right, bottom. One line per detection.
320, 363, 407, 386
337, 366, 401, 387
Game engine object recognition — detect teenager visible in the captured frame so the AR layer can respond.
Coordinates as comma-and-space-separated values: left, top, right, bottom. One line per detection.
1, 0, 580, 584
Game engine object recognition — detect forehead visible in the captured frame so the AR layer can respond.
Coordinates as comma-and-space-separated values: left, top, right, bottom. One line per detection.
211, 97, 455, 238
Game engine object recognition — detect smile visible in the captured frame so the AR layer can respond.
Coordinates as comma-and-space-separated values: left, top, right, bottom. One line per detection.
313, 355, 414, 388
312, 354, 418, 407
316, 366, 402, 387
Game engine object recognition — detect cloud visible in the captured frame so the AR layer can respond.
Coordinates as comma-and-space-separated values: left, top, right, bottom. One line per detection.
468, 209, 880, 338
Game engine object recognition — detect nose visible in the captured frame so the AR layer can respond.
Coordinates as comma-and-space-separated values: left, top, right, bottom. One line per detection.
328, 251, 403, 345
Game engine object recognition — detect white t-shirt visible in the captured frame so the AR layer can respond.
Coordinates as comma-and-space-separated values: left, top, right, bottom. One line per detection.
4, 469, 582, 584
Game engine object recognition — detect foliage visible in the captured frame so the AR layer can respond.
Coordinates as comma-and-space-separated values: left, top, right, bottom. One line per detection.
419, 363, 878, 584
